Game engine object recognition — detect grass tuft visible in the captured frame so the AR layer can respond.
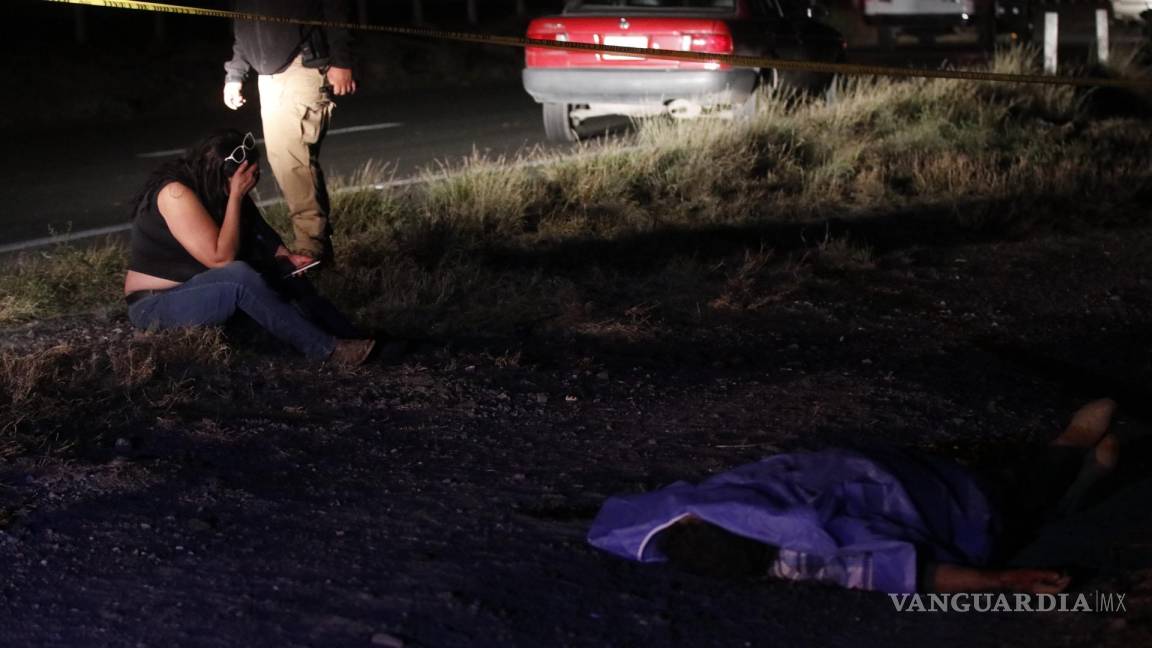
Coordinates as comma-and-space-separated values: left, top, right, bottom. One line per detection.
0, 242, 125, 325
0, 328, 230, 452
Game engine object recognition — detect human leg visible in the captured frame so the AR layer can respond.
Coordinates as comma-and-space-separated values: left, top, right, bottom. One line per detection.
1018, 399, 1118, 505
997, 399, 1121, 553
258, 57, 334, 259
1056, 433, 1121, 515
1048, 399, 1121, 510
270, 274, 364, 339
128, 261, 336, 359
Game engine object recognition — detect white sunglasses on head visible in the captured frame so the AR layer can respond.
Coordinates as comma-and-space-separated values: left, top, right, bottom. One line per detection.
224, 132, 257, 165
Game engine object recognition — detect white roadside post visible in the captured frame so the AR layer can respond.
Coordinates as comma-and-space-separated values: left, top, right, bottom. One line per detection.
1044, 12, 1059, 74
1096, 9, 1110, 65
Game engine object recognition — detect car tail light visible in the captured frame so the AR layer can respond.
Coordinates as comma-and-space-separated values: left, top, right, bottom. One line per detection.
683, 34, 733, 54
528, 21, 569, 42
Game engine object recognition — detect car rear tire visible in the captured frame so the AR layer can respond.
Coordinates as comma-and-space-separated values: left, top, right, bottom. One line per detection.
542, 103, 578, 142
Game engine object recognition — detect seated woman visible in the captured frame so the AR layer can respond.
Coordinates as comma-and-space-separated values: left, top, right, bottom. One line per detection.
589, 399, 1122, 594
123, 130, 374, 366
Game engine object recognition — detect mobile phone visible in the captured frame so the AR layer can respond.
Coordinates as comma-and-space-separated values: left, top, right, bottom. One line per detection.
284, 259, 322, 279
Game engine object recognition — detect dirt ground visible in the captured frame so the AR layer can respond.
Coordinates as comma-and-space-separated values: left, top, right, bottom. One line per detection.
4, 215, 1152, 647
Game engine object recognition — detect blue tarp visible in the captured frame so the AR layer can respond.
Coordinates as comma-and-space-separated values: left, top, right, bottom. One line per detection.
588, 448, 996, 593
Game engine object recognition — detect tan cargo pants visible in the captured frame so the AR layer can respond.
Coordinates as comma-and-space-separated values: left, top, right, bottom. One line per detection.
257, 55, 334, 259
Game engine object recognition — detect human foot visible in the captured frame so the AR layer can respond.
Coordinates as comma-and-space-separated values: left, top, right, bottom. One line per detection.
328, 339, 376, 367
1053, 398, 1118, 448
1057, 433, 1121, 515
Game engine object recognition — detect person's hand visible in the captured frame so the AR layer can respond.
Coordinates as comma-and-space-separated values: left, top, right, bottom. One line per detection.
326, 67, 357, 96
998, 569, 1071, 594
224, 81, 246, 110
279, 253, 317, 269
228, 160, 260, 198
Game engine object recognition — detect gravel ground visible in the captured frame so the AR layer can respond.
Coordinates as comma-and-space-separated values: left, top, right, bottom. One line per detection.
3, 222, 1152, 647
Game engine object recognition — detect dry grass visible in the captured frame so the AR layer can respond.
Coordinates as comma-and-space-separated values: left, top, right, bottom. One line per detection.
0, 242, 124, 325
308, 49, 1148, 338
0, 328, 230, 453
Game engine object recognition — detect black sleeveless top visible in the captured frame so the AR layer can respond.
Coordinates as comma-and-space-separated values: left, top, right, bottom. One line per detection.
128, 181, 283, 282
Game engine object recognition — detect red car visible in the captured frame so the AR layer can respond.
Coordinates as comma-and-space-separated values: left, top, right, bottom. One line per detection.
524, 0, 846, 141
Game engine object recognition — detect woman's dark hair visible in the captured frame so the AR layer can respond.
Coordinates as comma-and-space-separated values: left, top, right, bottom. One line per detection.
660, 520, 779, 580
130, 129, 259, 222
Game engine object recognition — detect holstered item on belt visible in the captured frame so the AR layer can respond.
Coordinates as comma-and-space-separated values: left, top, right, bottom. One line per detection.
299, 28, 330, 69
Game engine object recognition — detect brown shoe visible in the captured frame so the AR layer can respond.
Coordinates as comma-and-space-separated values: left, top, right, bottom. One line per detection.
328, 339, 376, 367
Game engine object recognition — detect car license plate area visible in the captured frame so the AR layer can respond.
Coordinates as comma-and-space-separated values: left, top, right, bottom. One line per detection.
602, 35, 649, 60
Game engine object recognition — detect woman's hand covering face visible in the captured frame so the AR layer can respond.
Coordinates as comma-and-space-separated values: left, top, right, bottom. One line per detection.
229, 160, 260, 198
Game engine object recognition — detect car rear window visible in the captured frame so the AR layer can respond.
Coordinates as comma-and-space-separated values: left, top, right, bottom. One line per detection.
566, 1, 737, 10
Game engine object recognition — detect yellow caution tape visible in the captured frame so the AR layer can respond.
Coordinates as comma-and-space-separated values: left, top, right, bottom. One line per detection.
42, 0, 1152, 89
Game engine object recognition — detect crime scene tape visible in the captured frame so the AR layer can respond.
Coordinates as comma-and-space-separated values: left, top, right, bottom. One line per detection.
43, 0, 1152, 90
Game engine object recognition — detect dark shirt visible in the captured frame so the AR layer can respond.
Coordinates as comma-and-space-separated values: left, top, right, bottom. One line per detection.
128, 182, 284, 283
224, 0, 354, 83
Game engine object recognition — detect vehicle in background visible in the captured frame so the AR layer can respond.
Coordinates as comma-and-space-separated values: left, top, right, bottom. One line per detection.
991, 0, 1135, 46
994, 0, 1032, 43
522, 0, 846, 142
1113, 0, 1152, 22
859, 0, 994, 48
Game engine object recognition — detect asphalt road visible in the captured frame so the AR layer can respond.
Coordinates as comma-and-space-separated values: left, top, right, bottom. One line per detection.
0, 83, 557, 249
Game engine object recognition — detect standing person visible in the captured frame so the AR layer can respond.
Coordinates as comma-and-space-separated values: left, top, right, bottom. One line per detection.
223, 0, 357, 264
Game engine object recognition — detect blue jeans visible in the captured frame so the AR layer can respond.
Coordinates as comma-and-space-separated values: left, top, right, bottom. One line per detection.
127, 261, 337, 359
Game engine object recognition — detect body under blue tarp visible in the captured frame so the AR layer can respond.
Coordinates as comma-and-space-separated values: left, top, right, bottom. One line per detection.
588, 448, 997, 593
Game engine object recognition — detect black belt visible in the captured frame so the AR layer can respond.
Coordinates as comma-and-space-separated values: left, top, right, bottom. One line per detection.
125, 289, 169, 305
